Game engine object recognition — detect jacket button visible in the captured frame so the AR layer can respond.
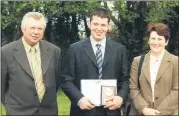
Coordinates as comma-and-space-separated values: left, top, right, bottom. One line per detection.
155, 97, 158, 100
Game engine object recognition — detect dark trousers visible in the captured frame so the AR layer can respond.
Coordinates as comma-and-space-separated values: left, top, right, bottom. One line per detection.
95, 106, 107, 116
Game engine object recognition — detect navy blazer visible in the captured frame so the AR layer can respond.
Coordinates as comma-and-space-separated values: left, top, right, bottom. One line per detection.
62, 38, 129, 116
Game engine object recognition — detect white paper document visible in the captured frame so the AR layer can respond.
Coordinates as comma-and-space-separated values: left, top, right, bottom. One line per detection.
81, 79, 117, 106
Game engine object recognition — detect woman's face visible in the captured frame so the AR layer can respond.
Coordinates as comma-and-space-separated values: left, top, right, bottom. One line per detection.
148, 31, 168, 55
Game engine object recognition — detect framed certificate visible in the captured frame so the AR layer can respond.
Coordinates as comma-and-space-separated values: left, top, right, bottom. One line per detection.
81, 79, 117, 106
101, 86, 116, 105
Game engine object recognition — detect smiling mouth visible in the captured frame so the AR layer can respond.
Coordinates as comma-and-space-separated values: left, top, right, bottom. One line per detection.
153, 46, 160, 48
32, 36, 39, 39
96, 32, 103, 35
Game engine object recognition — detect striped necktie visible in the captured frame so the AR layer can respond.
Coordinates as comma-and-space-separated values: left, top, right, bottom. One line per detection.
30, 47, 45, 102
96, 44, 103, 79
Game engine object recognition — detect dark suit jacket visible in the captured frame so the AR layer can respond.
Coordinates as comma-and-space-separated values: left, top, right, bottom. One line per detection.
1, 39, 62, 115
61, 38, 129, 116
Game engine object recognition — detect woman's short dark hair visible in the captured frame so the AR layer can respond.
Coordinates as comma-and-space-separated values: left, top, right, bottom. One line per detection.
146, 23, 170, 41
90, 8, 110, 23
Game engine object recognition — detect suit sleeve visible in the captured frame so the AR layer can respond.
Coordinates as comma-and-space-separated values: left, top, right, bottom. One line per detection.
55, 47, 62, 91
130, 57, 148, 114
61, 45, 84, 105
1, 50, 8, 105
117, 46, 129, 101
156, 56, 178, 115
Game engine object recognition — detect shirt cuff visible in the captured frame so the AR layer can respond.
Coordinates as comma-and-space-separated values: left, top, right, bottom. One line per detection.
77, 97, 85, 106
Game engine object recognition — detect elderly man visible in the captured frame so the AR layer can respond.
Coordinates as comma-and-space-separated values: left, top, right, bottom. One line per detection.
1, 12, 62, 115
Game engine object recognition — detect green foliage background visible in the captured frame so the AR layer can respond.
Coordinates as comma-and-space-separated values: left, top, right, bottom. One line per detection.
2, 1, 179, 62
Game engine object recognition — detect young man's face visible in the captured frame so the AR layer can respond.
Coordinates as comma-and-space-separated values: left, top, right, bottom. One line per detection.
88, 15, 109, 41
21, 17, 45, 46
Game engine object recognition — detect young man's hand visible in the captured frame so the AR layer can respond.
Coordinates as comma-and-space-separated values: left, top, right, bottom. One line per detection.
104, 96, 123, 110
79, 97, 95, 110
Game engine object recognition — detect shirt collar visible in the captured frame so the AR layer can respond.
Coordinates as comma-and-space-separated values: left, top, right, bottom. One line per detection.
90, 36, 106, 48
150, 50, 165, 62
22, 37, 40, 53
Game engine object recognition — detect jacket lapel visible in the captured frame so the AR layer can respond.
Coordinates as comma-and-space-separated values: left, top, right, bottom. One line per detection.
103, 39, 115, 67
14, 39, 33, 78
155, 51, 170, 82
39, 41, 52, 77
83, 39, 98, 67
142, 52, 151, 85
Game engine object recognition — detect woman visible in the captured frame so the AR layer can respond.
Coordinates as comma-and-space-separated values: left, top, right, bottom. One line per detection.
130, 23, 178, 115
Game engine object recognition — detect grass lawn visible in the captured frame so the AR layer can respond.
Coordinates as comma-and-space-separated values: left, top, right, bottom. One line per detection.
1, 90, 70, 115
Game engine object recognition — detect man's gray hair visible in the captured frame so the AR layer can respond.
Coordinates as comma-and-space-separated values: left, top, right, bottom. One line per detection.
21, 12, 47, 29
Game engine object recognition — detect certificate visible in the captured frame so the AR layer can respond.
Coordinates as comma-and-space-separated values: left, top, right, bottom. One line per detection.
81, 79, 117, 106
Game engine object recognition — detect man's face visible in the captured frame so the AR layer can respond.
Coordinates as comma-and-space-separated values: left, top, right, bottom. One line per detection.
88, 16, 109, 41
21, 18, 45, 46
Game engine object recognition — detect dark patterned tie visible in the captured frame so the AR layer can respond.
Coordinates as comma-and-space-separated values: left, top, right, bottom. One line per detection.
96, 44, 103, 79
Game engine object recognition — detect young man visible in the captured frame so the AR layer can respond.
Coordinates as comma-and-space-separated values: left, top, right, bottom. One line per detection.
62, 8, 129, 116
1, 12, 62, 115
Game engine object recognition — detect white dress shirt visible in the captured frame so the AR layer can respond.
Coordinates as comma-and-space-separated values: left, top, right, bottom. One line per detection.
150, 50, 165, 102
90, 36, 106, 61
